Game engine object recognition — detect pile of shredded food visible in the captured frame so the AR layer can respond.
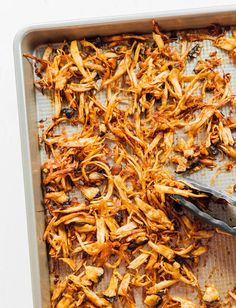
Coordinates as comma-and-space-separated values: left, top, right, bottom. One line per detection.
25, 22, 236, 307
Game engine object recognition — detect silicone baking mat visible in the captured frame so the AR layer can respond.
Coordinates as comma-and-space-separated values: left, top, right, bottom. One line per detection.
34, 30, 236, 306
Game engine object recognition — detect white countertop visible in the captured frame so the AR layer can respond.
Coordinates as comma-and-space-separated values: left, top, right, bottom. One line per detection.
1, 0, 236, 307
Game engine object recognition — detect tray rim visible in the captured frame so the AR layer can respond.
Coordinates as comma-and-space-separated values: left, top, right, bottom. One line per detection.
13, 4, 236, 45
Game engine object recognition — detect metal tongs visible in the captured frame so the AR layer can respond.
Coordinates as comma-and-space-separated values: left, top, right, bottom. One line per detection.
171, 177, 236, 235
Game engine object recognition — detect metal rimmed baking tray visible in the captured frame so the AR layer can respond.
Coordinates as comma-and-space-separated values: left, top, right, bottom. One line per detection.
14, 6, 236, 308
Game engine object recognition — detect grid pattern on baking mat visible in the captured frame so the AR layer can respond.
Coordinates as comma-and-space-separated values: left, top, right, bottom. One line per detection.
33, 30, 236, 306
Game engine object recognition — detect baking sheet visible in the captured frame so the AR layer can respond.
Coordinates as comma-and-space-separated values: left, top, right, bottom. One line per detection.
34, 30, 236, 306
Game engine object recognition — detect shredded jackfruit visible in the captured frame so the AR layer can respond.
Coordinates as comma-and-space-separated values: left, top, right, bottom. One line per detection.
24, 22, 236, 307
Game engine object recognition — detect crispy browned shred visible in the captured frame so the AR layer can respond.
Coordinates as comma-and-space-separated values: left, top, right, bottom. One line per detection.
24, 23, 236, 307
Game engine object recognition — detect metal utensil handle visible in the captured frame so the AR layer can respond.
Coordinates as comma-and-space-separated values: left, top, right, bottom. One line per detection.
176, 177, 236, 207
171, 195, 236, 235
